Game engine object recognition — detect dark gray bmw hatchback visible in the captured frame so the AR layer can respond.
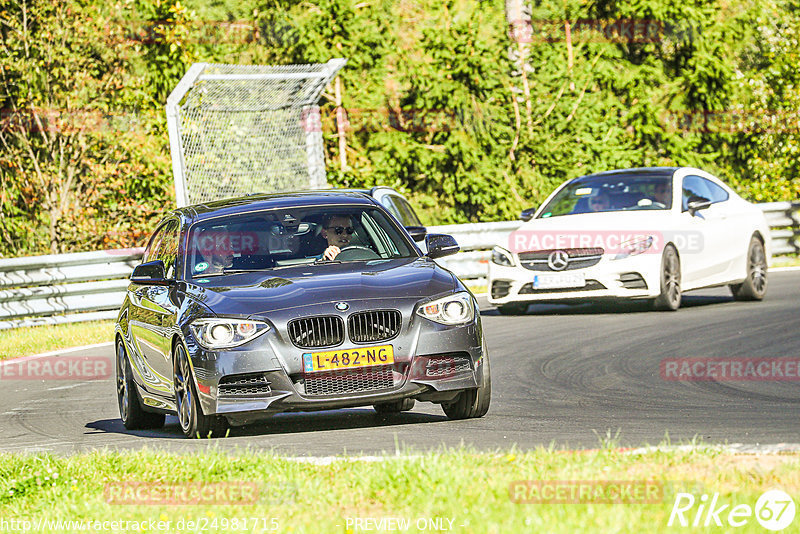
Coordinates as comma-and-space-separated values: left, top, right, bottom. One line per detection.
115, 191, 490, 437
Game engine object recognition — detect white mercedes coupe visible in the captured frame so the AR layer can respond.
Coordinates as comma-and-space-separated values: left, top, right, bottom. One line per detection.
488, 167, 770, 313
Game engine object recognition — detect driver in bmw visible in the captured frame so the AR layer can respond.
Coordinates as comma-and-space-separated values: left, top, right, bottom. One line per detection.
321, 214, 354, 260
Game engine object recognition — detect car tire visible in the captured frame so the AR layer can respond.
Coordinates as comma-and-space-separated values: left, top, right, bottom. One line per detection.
730, 236, 768, 301
653, 244, 681, 311
174, 342, 228, 439
497, 302, 529, 315
116, 340, 165, 430
373, 398, 415, 414
441, 354, 491, 420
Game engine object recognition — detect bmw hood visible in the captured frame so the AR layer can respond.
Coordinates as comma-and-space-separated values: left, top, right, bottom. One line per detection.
182, 257, 457, 316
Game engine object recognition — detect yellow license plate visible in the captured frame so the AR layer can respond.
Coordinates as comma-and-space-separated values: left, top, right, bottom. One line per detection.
302, 345, 394, 373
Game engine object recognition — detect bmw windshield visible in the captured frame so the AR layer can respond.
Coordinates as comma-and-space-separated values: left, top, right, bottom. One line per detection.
538, 174, 673, 218
186, 206, 417, 278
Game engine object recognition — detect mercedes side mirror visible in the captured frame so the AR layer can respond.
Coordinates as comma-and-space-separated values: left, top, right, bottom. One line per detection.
687, 196, 712, 214
520, 207, 537, 222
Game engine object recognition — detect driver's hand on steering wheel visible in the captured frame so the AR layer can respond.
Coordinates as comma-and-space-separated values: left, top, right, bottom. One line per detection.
323, 246, 340, 260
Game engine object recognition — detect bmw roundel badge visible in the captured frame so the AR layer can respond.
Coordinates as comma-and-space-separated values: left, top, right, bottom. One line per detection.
335, 302, 349, 311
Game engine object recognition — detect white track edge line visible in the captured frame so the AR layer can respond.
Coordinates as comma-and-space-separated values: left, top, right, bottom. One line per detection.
0, 342, 113, 367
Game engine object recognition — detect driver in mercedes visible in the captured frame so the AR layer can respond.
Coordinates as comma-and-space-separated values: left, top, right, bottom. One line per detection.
652, 182, 672, 206
321, 214, 354, 260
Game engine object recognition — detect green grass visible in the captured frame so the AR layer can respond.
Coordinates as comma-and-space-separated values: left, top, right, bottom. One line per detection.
466, 283, 487, 295
1, 447, 798, 533
0, 321, 114, 361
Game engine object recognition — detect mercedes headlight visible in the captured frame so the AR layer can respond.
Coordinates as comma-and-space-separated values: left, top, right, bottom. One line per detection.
416, 292, 475, 325
613, 236, 654, 260
491, 246, 515, 267
189, 318, 270, 349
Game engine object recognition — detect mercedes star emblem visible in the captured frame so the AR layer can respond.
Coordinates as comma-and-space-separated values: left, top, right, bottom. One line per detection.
547, 250, 569, 271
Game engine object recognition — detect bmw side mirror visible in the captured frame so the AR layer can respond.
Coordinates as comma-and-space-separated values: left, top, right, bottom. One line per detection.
687, 196, 712, 214
131, 260, 171, 286
405, 226, 427, 242
425, 234, 460, 259
520, 207, 537, 222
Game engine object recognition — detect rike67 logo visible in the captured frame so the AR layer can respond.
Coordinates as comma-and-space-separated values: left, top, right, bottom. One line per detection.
668, 489, 795, 531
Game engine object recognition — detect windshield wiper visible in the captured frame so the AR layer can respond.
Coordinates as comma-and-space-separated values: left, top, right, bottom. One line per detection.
195, 268, 272, 278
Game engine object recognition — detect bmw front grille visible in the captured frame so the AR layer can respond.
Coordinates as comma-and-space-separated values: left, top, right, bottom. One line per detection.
288, 316, 344, 348
348, 310, 402, 343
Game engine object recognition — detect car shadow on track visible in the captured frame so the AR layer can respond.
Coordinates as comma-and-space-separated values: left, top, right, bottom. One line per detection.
86, 409, 448, 439
480, 294, 734, 316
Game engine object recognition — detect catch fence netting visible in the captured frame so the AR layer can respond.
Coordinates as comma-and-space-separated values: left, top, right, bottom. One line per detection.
167, 60, 345, 206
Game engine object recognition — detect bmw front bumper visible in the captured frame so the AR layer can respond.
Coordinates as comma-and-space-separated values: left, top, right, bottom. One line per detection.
183, 299, 487, 425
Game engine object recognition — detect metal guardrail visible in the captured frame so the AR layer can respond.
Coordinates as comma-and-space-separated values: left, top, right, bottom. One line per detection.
0, 202, 797, 329
759, 201, 800, 255
0, 249, 143, 330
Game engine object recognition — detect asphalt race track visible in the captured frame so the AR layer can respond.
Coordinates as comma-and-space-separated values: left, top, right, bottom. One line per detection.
1, 270, 799, 455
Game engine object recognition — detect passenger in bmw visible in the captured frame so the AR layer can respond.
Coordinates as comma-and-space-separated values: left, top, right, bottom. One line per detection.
320, 214, 354, 260
194, 227, 234, 275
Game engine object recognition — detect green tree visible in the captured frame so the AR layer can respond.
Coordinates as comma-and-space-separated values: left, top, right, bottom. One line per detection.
0, 0, 173, 255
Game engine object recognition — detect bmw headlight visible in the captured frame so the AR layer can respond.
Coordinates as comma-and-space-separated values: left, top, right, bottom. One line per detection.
416, 292, 475, 325
613, 236, 654, 260
189, 318, 270, 349
491, 246, 515, 267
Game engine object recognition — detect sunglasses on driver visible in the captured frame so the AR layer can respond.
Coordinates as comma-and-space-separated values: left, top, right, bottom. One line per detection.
326, 226, 355, 235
